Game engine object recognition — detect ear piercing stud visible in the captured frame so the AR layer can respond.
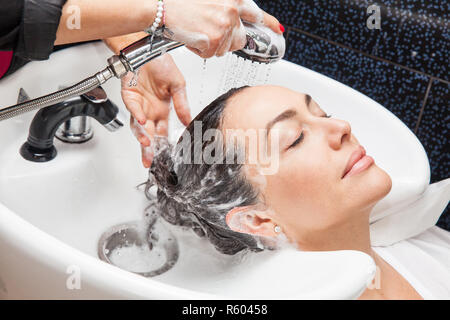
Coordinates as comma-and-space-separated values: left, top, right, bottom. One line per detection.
274, 225, 282, 233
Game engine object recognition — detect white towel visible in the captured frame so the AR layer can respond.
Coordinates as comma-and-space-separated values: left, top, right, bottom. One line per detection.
370, 178, 450, 246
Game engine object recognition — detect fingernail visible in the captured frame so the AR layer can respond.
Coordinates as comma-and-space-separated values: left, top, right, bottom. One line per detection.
139, 119, 146, 126
279, 24, 285, 33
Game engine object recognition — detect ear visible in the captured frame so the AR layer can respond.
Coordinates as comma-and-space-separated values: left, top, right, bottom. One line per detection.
225, 205, 278, 237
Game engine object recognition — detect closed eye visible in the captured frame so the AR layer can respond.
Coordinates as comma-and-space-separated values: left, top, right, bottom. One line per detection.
287, 114, 329, 150
288, 132, 304, 149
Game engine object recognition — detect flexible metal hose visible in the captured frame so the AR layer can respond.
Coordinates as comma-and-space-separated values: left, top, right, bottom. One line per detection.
0, 68, 113, 121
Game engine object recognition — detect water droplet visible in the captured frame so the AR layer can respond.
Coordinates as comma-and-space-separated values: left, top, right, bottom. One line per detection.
128, 69, 140, 87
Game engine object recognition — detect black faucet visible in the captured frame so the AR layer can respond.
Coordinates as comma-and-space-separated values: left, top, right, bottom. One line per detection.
20, 87, 123, 162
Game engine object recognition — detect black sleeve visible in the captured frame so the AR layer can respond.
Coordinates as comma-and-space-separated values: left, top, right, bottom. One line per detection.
0, 0, 68, 77
0, 1, 23, 51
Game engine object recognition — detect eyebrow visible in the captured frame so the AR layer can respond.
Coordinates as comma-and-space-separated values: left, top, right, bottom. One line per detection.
266, 109, 297, 136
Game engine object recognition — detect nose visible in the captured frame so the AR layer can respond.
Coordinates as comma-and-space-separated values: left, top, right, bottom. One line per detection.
324, 118, 351, 150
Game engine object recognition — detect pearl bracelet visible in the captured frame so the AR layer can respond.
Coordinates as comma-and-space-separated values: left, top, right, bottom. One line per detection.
146, 0, 164, 34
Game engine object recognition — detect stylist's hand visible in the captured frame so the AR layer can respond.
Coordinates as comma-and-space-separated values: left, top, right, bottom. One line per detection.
121, 53, 191, 168
164, 0, 283, 58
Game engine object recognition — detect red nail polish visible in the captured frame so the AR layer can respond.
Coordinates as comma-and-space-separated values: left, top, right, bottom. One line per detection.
279, 24, 285, 33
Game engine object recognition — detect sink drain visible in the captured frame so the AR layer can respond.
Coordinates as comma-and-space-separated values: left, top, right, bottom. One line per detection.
98, 220, 179, 277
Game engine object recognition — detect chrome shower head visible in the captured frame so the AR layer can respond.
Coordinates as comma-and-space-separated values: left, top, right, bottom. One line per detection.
110, 23, 286, 77
232, 22, 286, 64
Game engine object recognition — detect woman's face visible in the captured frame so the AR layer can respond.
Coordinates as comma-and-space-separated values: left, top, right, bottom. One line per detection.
221, 85, 392, 242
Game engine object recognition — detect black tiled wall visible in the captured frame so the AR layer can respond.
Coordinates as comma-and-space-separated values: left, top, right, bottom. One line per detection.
255, 0, 449, 230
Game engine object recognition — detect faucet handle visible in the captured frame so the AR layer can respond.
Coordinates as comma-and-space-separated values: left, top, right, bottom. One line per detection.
82, 87, 108, 104
55, 86, 110, 143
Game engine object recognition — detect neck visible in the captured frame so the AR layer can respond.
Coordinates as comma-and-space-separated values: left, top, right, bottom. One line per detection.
291, 208, 373, 254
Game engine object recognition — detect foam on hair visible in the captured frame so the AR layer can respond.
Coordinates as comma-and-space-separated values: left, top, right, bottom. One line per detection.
143, 87, 273, 255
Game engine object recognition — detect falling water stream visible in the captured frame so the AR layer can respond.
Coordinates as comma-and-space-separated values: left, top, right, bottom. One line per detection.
217, 53, 272, 96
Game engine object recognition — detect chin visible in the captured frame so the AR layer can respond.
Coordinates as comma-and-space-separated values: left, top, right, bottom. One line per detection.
345, 165, 392, 212
365, 165, 392, 205
376, 164, 392, 191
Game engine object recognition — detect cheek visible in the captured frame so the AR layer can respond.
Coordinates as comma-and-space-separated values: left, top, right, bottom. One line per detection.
281, 151, 337, 199
263, 154, 340, 227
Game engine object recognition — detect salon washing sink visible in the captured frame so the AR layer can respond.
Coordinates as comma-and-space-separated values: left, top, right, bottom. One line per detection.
0, 42, 429, 299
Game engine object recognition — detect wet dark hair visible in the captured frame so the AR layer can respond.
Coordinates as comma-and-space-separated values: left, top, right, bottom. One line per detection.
145, 86, 266, 255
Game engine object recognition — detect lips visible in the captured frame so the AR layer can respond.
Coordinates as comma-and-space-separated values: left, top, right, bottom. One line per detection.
342, 145, 374, 179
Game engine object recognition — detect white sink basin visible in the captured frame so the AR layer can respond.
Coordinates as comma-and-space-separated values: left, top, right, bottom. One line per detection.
0, 42, 429, 299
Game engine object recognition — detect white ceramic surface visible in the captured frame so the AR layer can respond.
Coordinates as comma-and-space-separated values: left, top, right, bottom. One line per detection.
0, 41, 429, 299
